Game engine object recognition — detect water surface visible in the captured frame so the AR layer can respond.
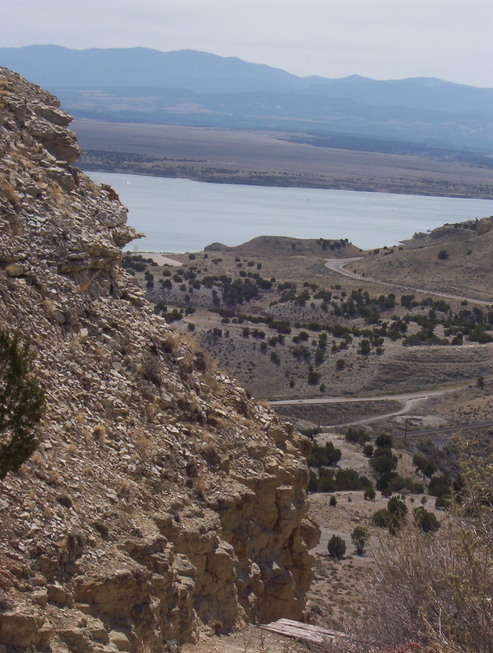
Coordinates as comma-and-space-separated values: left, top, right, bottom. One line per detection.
90, 172, 493, 252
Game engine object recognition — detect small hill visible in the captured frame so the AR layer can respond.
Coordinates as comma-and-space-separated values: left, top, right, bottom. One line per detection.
353, 217, 493, 302
0, 68, 319, 651
205, 235, 360, 258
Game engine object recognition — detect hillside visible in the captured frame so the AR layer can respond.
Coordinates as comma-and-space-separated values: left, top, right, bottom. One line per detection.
123, 224, 493, 403
0, 68, 319, 651
352, 217, 493, 301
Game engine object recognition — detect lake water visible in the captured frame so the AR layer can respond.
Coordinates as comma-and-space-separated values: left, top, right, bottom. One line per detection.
90, 172, 493, 252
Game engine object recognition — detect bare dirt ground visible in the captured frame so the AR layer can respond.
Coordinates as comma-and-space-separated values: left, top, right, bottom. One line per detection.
182, 625, 311, 653
138, 252, 184, 266
74, 119, 493, 198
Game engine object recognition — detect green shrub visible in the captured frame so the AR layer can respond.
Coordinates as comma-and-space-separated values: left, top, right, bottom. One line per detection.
308, 469, 318, 493
307, 370, 321, 385
428, 474, 452, 497
413, 453, 437, 477
307, 441, 342, 467
318, 475, 336, 493
328, 535, 346, 559
388, 497, 407, 519
351, 526, 370, 555
414, 507, 440, 533
364, 487, 376, 501
335, 468, 361, 491
375, 434, 393, 447
373, 498, 407, 535
345, 427, 370, 445
370, 446, 398, 474
372, 508, 403, 535
0, 331, 45, 479
435, 495, 451, 510
386, 474, 424, 495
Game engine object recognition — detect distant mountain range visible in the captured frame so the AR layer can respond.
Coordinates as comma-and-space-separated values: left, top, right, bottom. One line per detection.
2, 45, 493, 152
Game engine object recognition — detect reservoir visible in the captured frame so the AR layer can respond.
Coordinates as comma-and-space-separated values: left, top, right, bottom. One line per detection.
89, 172, 493, 252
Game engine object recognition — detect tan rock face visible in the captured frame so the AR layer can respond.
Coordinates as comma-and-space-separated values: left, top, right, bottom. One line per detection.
0, 67, 320, 652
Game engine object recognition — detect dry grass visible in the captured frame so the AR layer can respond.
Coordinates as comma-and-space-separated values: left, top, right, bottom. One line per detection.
0, 179, 20, 208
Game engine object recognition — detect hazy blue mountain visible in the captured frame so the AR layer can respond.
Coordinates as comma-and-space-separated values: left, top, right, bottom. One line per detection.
302, 75, 493, 115
2, 45, 492, 151
2, 45, 492, 113
0, 45, 302, 93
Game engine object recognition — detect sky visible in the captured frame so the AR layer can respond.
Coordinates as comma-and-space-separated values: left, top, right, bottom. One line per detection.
2, 0, 493, 87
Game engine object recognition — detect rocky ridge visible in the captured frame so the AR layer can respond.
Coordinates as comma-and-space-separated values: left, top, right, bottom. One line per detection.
0, 68, 319, 652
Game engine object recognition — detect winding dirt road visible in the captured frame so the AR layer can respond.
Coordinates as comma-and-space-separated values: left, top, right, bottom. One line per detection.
324, 257, 492, 306
270, 388, 492, 433
270, 388, 456, 429
270, 388, 449, 408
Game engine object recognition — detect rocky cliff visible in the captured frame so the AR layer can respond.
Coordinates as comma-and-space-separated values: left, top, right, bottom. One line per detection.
0, 68, 319, 652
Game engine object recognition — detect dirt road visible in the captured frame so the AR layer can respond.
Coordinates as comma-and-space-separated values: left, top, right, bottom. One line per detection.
324, 257, 492, 305
270, 388, 449, 407
270, 388, 455, 428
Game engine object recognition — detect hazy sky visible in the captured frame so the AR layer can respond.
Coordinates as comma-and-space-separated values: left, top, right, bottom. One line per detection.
3, 0, 492, 87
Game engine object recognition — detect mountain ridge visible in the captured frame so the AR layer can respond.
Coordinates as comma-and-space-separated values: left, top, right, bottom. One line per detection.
2, 45, 492, 113
2, 45, 492, 153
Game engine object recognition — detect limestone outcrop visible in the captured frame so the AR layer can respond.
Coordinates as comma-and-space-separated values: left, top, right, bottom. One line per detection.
0, 68, 319, 651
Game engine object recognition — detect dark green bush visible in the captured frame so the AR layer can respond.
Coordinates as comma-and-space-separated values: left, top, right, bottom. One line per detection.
414, 507, 440, 533
318, 475, 336, 493
328, 535, 346, 559
345, 427, 370, 445
388, 497, 407, 519
308, 469, 318, 493
335, 468, 361, 491
307, 370, 321, 385
351, 526, 370, 555
428, 474, 452, 498
413, 453, 437, 477
370, 446, 398, 474
372, 508, 402, 535
0, 331, 45, 479
307, 441, 342, 467
373, 497, 407, 535
375, 434, 393, 447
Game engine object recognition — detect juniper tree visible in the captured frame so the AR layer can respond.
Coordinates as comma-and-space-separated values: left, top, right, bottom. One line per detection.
0, 330, 45, 479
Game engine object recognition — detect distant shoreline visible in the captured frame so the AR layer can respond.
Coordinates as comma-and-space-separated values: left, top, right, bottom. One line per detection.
80, 162, 493, 200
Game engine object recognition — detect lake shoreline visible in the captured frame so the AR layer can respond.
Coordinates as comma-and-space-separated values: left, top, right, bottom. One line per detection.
79, 163, 493, 200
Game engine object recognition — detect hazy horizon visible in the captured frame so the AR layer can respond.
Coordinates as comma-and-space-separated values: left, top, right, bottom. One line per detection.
4, 43, 492, 89
3, 0, 492, 88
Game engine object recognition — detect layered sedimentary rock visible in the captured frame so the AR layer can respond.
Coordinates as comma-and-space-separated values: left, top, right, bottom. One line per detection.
0, 68, 319, 651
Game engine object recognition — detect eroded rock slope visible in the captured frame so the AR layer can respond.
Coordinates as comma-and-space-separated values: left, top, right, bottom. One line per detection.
0, 68, 319, 652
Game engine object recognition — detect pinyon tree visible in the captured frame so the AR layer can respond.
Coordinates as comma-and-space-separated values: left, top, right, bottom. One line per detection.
0, 330, 45, 479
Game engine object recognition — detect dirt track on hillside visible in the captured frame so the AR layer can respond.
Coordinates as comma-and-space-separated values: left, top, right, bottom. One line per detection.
324, 257, 492, 305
